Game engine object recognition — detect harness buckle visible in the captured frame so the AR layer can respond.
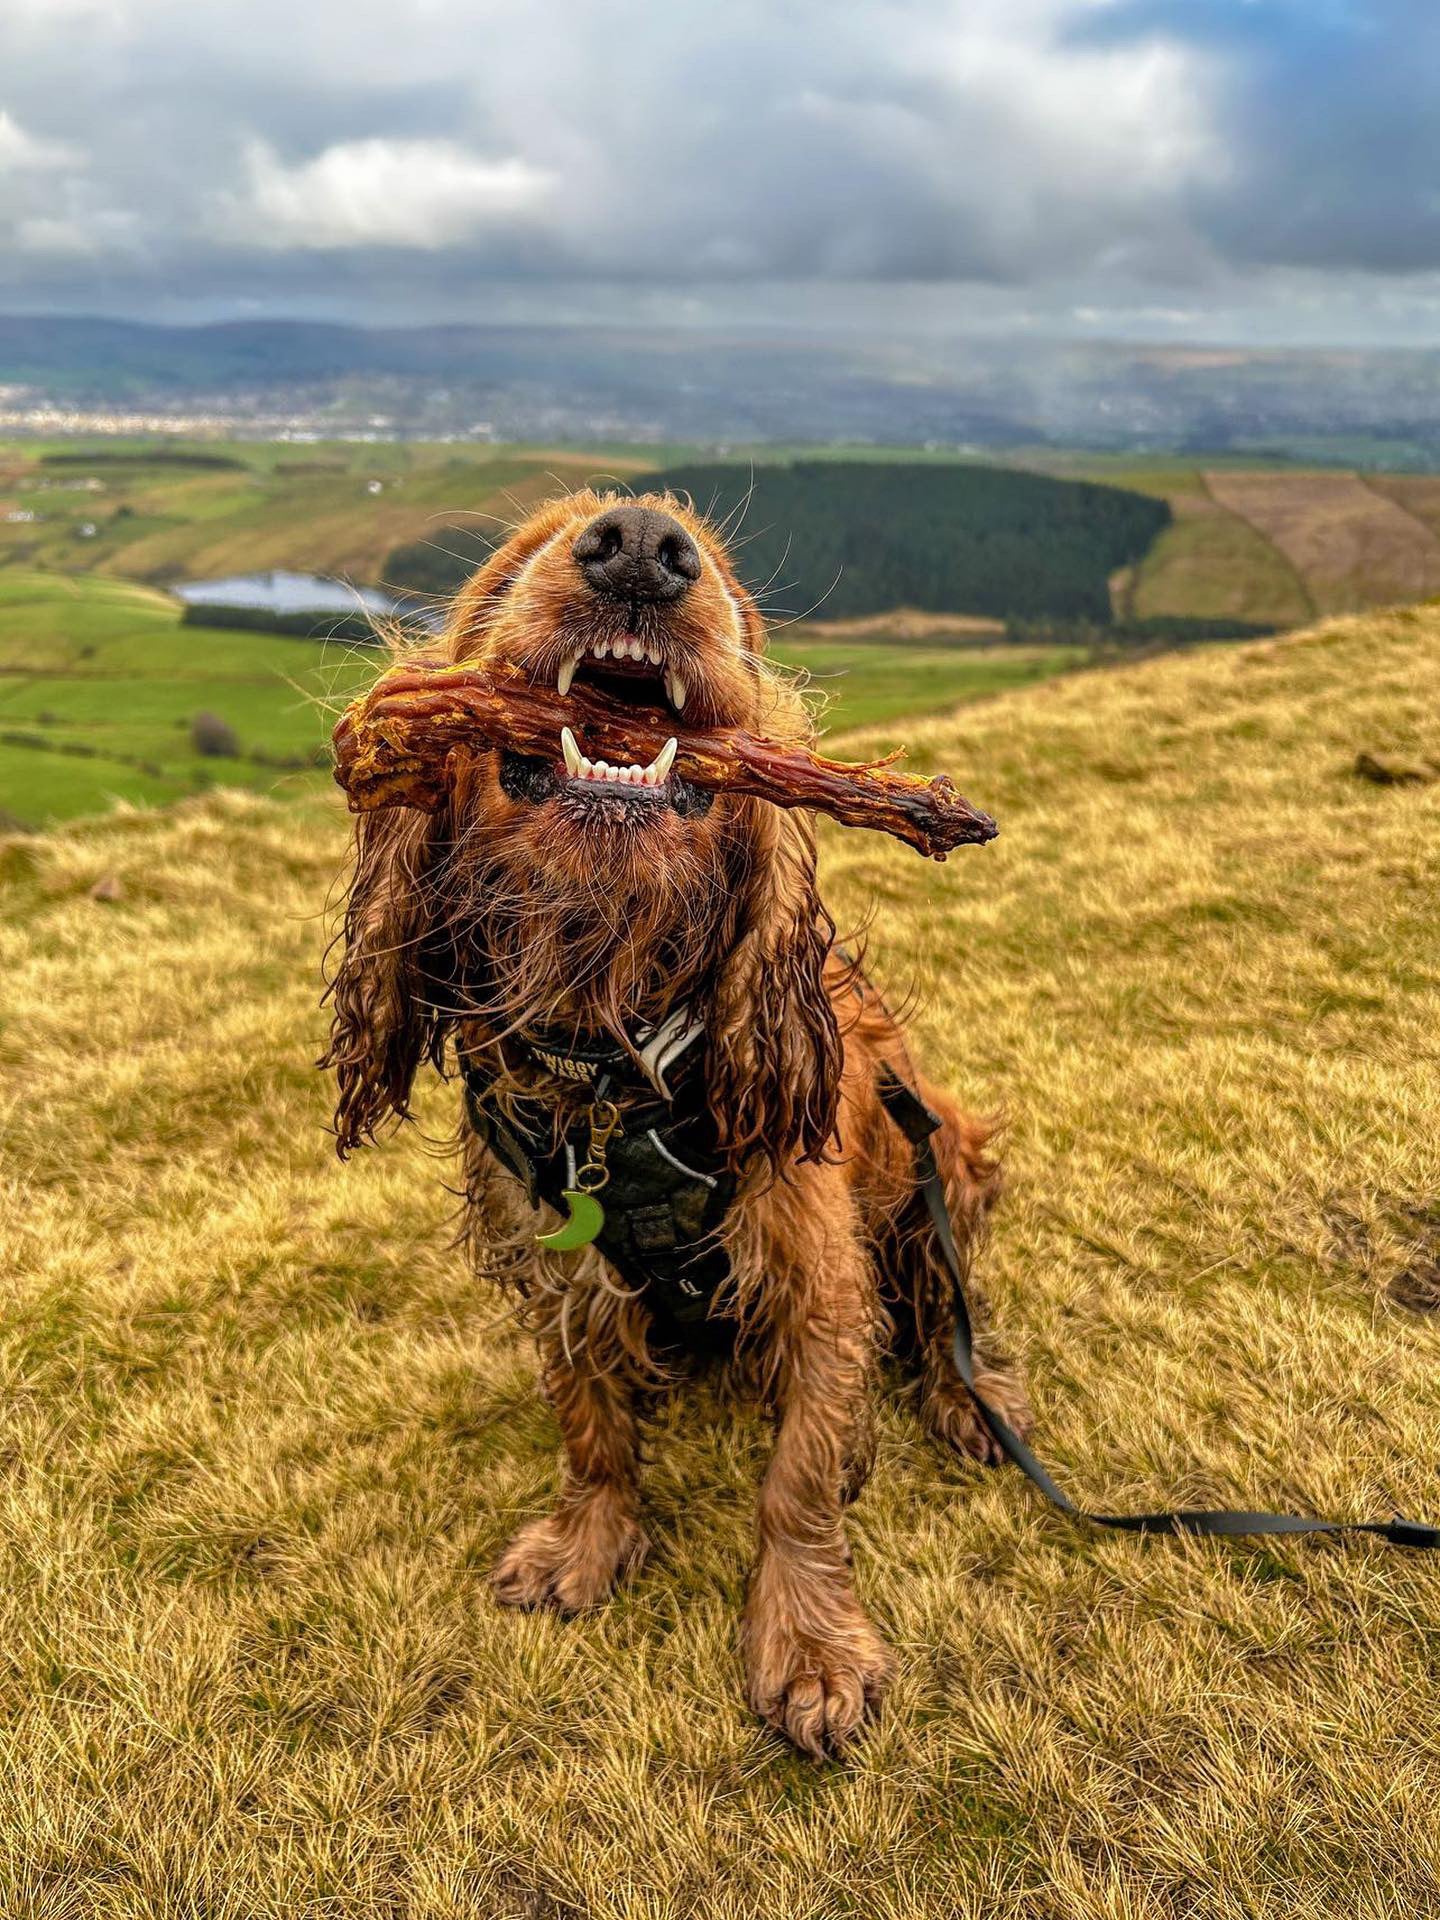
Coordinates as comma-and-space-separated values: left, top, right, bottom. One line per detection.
572, 1098, 622, 1195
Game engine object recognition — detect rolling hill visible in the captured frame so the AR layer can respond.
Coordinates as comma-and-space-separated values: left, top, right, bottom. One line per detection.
7, 316, 1440, 461
9, 437, 1440, 640
8, 436, 1440, 831
2, 606, 1437, 1915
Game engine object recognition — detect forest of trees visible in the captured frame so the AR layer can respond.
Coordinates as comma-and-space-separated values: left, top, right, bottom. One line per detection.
627, 461, 1172, 622
384, 460, 1172, 623
178, 602, 383, 643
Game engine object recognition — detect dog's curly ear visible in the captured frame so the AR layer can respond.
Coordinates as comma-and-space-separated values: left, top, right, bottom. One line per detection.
321, 802, 451, 1157
706, 807, 841, 1178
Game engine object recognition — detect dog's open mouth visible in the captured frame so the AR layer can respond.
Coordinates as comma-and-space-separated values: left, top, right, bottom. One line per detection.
500, 633, 712, 820
555, 636, 689, 719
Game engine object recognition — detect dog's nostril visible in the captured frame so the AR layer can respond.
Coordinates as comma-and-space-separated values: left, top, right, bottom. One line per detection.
573, 505, 700, 604
657, 532, 701, 583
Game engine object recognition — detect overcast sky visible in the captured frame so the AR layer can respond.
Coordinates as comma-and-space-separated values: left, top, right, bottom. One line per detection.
1, 0, 1437, 346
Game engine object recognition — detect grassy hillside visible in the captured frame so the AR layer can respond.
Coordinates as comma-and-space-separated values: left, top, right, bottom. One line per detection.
0, 440, 656, 588
0, 571, 378, 828
1204, 470, 1440, 615
3, 608, 1439, 1915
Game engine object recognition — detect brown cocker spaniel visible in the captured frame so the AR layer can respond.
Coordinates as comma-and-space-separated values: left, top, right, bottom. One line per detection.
324, 490, 1031, 1757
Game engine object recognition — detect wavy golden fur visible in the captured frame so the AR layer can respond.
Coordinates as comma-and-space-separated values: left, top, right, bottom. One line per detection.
324, 489, 1030, 1756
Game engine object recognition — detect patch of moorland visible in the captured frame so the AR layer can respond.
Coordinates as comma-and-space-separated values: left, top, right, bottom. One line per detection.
2, 606, 1438, 1914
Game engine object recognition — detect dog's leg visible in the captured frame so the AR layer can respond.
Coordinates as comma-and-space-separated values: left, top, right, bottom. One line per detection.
741, 1187, 893, 1758
492, 1275, 649, 1615
904, 1085, 1032, 1466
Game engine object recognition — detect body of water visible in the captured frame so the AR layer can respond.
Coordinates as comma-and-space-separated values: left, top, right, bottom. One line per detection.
174, 569, 400, 617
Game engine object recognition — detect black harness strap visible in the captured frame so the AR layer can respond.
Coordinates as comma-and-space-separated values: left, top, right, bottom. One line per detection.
877, 1067, 1440, 1551
461, 1034, 736, 1338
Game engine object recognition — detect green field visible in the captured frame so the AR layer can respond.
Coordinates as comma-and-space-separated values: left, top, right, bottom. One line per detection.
3, 607, 1438, 1914
0, 571, 377, 828
779, 633, 1084, 731
0, 569, 1087, 828
0, 440, 659, 588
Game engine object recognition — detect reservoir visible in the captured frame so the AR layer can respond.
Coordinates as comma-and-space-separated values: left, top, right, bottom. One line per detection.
174, 569, 400, 617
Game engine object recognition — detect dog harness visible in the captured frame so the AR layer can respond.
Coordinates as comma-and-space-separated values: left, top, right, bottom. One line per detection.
460, 1009, 737, 1337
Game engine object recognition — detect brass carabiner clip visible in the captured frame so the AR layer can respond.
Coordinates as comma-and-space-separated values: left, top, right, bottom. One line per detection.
573, 1098, 621, 1194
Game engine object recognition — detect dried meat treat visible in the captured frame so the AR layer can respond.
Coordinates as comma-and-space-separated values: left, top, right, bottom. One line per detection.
332, 660, 998, 860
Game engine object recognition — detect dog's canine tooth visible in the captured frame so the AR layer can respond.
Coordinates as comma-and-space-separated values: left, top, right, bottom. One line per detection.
651, 736, 678, 783
561, 726, 583, 776
557, 654, 579, 698
666, 670, 687, 712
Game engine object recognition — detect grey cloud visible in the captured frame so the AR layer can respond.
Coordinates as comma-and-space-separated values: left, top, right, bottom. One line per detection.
0, 0, 1435, 339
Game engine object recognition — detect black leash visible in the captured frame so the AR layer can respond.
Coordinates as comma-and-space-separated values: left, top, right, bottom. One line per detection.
877, 1067, 1440, 1551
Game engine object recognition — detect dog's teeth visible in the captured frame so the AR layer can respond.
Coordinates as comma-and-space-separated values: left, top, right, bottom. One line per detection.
560, 726, 583, 776
650, 736, 678, 783
666, 670, 687, 712
593, 640, 610, 660
557, 654, 579, 698
579, 752, 594, 776
647, 642, 662, 666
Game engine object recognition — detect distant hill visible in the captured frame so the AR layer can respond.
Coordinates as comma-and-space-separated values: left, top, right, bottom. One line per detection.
6, 314, 1440, 459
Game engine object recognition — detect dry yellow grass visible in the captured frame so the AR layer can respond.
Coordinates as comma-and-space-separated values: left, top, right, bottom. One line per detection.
1129, 488, 1314, 627
1204, 471, 1440, 615
3, 608, 1440, 1917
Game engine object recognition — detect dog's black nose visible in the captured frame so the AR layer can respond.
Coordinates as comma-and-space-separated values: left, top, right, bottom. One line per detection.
572, 505, 701, 604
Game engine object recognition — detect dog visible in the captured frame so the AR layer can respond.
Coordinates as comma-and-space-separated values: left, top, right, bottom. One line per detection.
323, 490, 1032, 1756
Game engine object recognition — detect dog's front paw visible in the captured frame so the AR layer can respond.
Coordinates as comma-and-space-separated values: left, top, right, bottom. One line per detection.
924, 1363, 1033, 1468
743, 1579, 893, 1759
492, 1495, 647, 1615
